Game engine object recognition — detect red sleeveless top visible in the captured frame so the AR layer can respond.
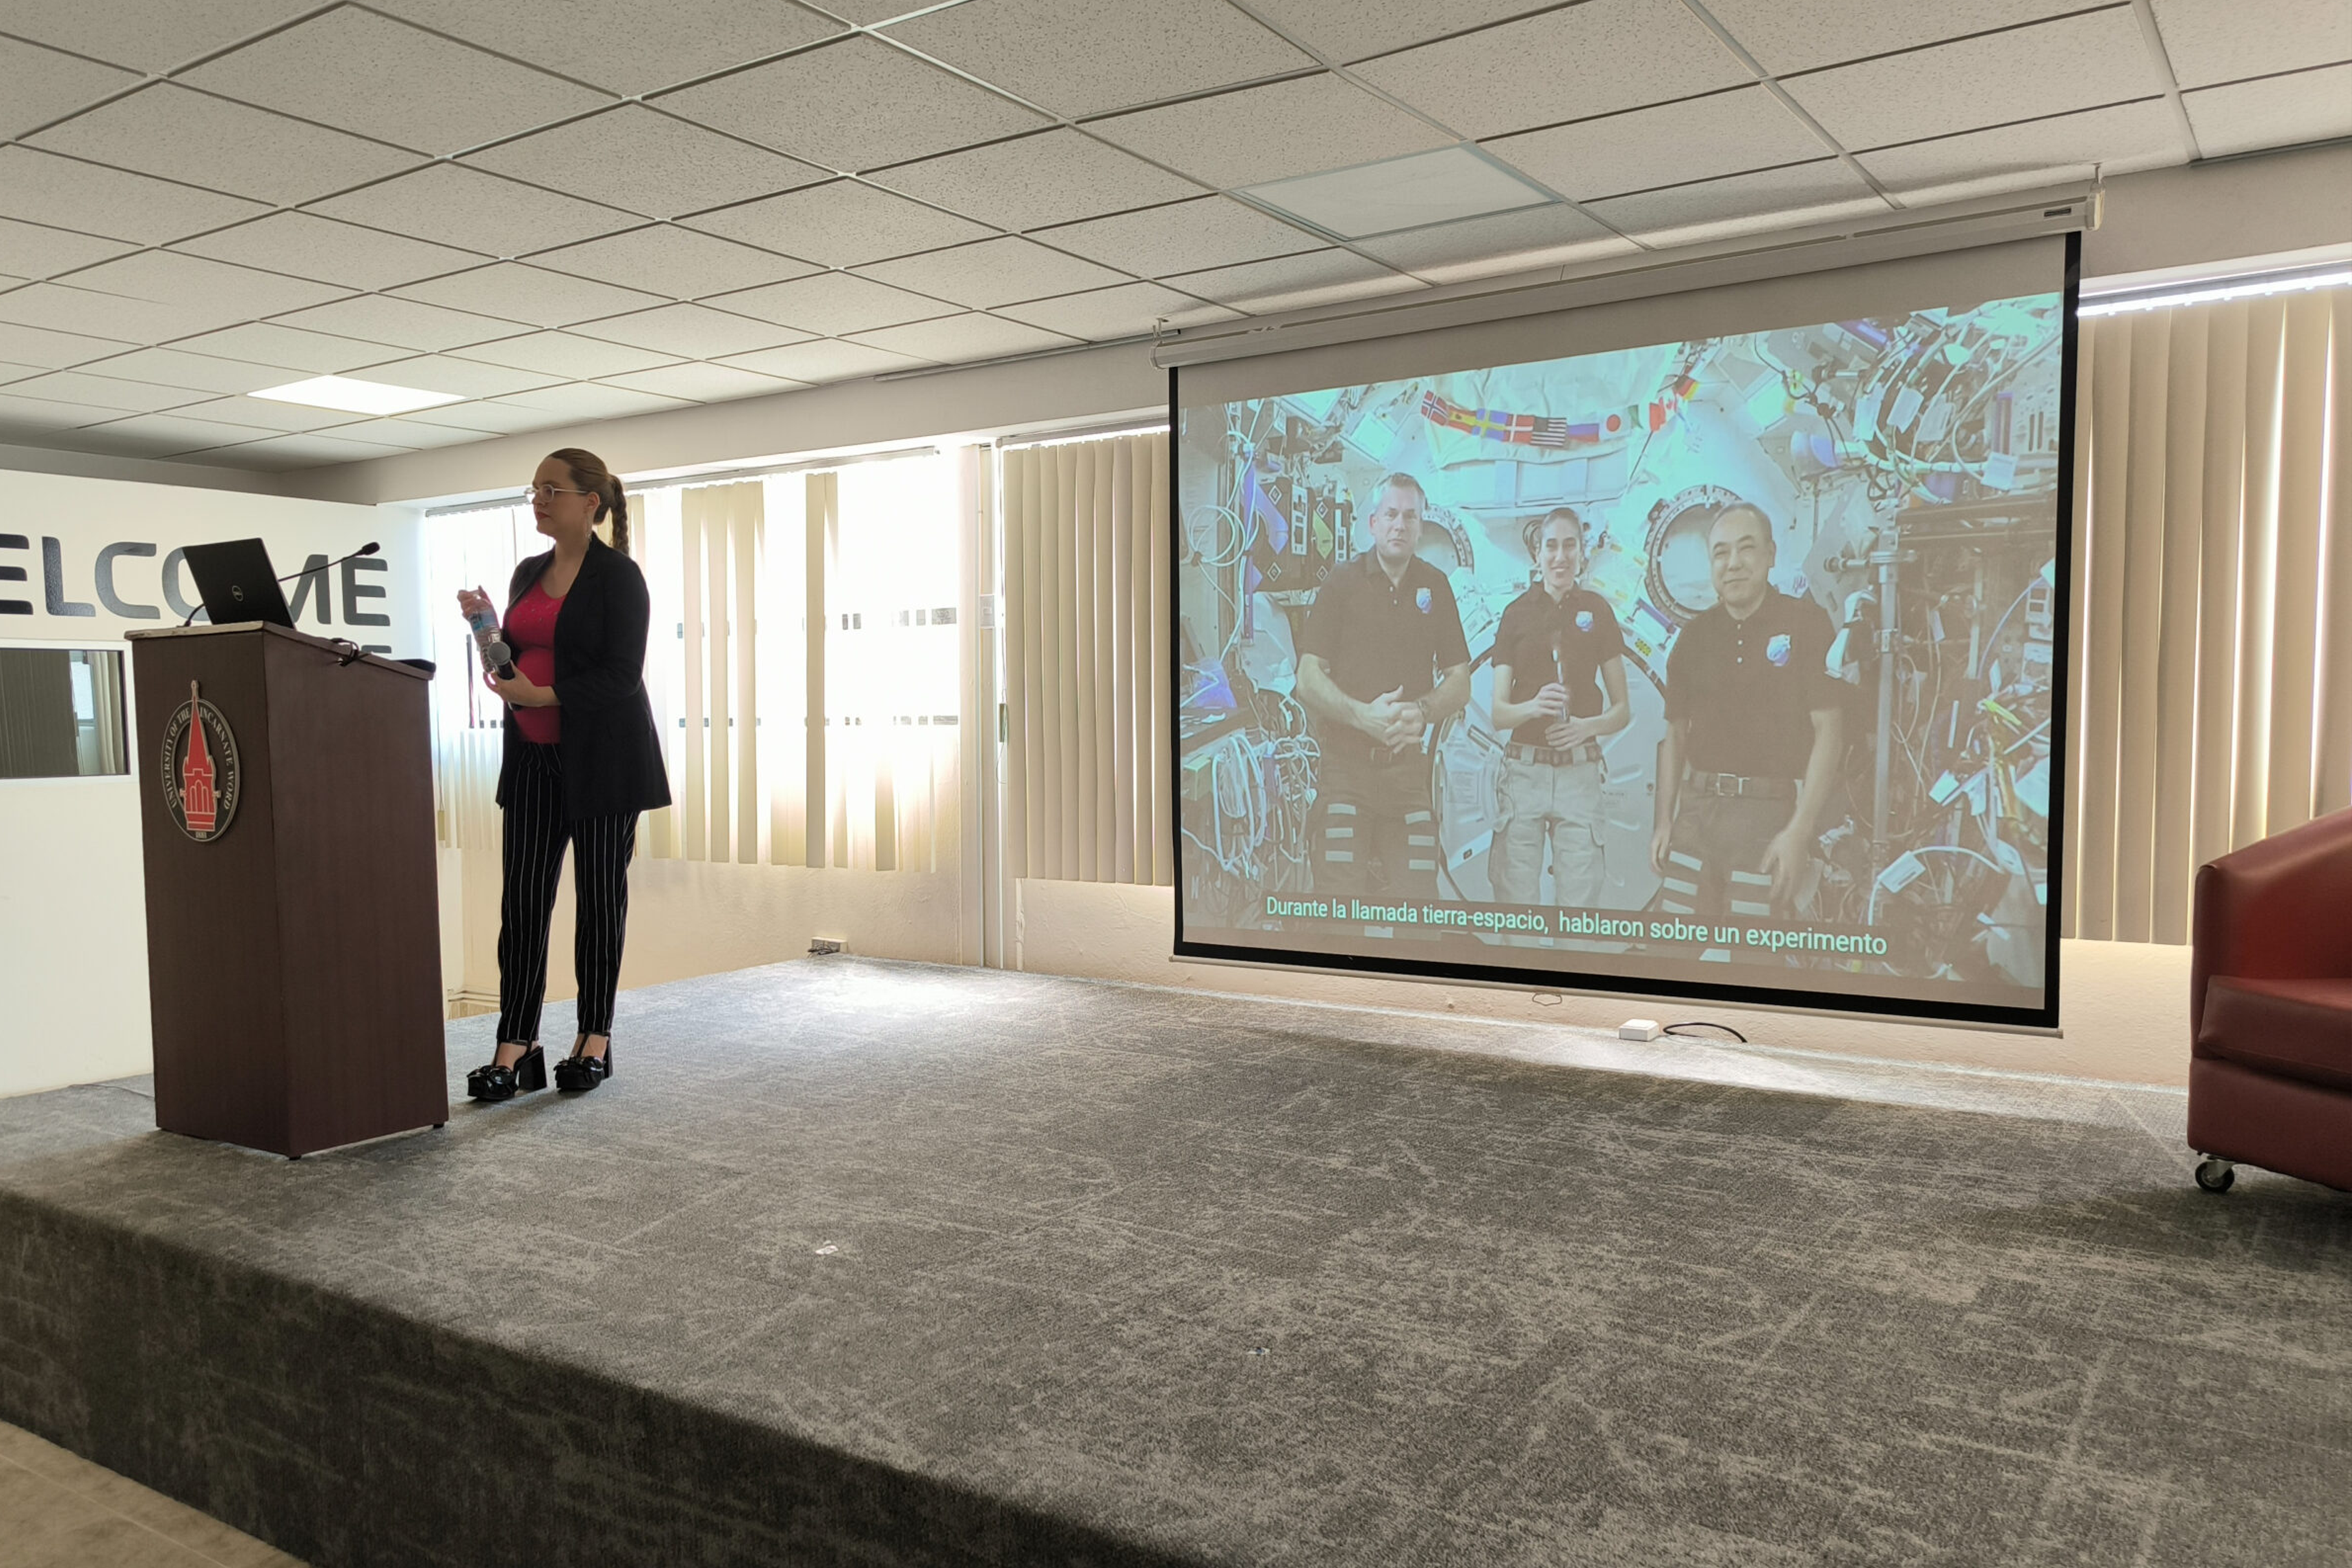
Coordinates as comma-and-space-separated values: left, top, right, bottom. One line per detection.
505, 579, 563, 744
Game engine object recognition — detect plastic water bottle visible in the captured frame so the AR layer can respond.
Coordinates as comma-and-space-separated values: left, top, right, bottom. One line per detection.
465, 605, 516, 679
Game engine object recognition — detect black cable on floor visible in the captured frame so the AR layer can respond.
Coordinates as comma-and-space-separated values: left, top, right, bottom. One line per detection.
1662, 1021, 1748, 1043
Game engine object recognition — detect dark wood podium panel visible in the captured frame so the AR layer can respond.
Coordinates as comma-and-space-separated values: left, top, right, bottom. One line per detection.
129, 624, 448, 1157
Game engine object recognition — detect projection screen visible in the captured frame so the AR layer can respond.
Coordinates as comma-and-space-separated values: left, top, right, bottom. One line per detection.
1172, 234, 2078, 1028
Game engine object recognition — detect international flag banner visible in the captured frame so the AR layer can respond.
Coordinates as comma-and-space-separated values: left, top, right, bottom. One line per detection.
1419, 392, 1676, 450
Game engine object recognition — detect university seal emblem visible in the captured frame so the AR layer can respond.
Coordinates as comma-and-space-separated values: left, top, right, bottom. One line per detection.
161, 680, 240, 842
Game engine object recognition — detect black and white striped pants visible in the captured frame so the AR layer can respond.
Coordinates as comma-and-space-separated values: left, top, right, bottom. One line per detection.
497, 742, 638, 1044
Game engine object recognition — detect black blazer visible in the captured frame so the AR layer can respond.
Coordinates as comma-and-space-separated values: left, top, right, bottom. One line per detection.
495, 535, 673, 820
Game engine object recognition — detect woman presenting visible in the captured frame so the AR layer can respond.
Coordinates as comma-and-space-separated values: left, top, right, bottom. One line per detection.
460, 447, 671, 1101
1488, 506, 1630, 908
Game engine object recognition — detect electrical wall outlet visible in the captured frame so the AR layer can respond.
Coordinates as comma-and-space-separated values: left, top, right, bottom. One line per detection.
1619, 1018, 1663, 1041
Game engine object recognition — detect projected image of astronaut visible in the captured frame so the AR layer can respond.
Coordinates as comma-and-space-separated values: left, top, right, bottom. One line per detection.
1650, 502, 1843, 924
1294, 472, 1472, 904
1488, 506, 1629, 907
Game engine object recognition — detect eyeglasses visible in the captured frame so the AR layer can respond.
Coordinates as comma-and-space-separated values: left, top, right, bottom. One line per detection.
523, 483, 593, 503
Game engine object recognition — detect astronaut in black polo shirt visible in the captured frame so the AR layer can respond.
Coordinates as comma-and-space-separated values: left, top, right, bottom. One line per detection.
1294, 472, 1473, 904
1488, 506, 1630, 908
1650, 502, 1843, 924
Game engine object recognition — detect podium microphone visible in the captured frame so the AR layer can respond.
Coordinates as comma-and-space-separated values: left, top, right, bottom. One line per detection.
281, 541, 380, 581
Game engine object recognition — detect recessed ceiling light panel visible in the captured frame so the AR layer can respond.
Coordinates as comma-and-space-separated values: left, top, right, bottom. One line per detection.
248, 374, 466, 416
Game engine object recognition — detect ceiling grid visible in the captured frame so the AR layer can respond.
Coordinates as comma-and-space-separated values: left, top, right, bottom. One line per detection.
0, 0, 2341, 472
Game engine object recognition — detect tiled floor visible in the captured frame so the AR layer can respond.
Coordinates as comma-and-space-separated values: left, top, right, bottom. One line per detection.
0, 1420, 304, 1568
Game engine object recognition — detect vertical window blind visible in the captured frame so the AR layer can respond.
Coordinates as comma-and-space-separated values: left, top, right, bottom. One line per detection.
2067, 285, 2352, 943
1000, 431, 1171, 887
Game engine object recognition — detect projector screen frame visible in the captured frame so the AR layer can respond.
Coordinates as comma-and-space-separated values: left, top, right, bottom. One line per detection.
1167, 230, 2082, 1033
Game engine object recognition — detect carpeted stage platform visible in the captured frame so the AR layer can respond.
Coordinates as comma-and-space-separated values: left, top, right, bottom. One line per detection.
0, 958, 2346, 1567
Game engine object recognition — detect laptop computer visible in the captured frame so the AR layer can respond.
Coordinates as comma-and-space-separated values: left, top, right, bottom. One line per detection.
181, 538, 294, 628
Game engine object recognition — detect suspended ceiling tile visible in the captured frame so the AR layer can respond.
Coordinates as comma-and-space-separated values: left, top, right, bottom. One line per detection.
683, 181, 993, 269
66, 347, 308, 395
192, 431, 422, 468
865, 129, 1207, 233
0, 282, 245, 345
1354, 205, 1635, 283
996, 281, 1240, 341
172, 214, 491, 292
1485, 86, 1829, 204
572, 302, 815, 359
403, 399, 578, 435
307, 165, 640, 258
393, 264, 670, 330
0, 371, 210, 414
855, 237, 1131, 309
656, 35, 1047, 172
323, 417, 503, 450
65, 251, 351, 322
1785, 9, 2167, 151
844, 312, 1078, 364
1352, 0, 1749, 141
807, 0, 930, 20
1033, 196, 1323, 278
167, 395, 365, 433
180, 9, 614, 156
1239, 0, 1547, 65
490, 383, 695, 423
0, 321, 134, 370
29, 85, 426, 207
1858, 99, 2183, 204
0, 218, 138, 283
269, 295, 528, 354
2183, 62, 2352, 158
0, 390, 107, 433
715, 338, 932, 383
598, 362, 808, 402
2150, 0, 2352, 90
336, 354, 570, 400
1700, 0, 2082, 76
1244, 146, 1549, 239
1587, 160, 1889, 246
372, 0, 846, 97
464, 107, 833, 222
1161, 250, 1422, 315
0, 147, 269, 246
1089, 74, 1449, 189
452, 331, 685, 379
0, 0, 328, 76
882, 0, 1312, 119
0, 36, 141, 140
165, 322, 403, 374
73, 410, 287, 457
702, 271, 959, 335
525, 225, 819, 300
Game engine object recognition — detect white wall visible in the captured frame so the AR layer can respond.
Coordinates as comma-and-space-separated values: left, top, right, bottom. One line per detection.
1013, 880, 2193, 1087
0, 468, 427, 1099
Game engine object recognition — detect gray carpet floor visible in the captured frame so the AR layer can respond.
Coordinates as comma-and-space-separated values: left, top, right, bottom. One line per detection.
0, 957, 2346, 1566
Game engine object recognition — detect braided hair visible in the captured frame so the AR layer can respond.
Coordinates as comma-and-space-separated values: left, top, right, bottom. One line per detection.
549, 446, 630, 557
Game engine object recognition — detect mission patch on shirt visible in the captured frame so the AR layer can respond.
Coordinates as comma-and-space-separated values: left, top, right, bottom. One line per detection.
1663, 589, 1840, 780
1492, 584, 1624, 746
1298, 551, 1472, 705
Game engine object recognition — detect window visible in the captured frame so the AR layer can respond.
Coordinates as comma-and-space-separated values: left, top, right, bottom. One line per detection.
0, 647, 128, 779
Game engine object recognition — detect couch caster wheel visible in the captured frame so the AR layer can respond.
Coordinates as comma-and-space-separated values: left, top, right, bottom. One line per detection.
2195, 1157, 2236, 1194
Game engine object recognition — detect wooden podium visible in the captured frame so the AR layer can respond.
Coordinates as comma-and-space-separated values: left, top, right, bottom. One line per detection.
127, 623, 448, 1157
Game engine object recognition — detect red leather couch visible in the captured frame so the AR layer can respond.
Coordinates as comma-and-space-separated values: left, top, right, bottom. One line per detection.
2189, 808, 2352, 1194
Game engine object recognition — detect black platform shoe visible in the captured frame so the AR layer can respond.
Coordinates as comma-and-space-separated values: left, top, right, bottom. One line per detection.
554, 1037, 613, 1093
466, 1044, 546, 1102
